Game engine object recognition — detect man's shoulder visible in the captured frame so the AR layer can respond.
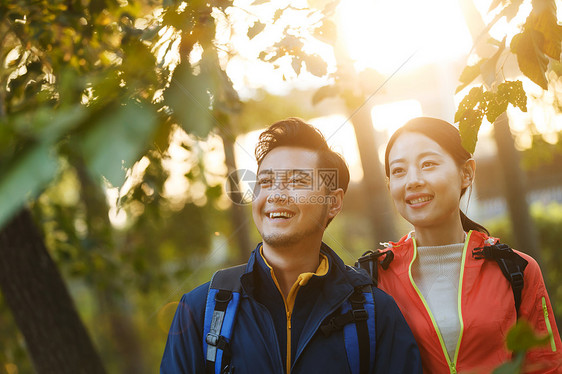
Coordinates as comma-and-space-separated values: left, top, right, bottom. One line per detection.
179, 281, 211, 307
370, 285, 398, 306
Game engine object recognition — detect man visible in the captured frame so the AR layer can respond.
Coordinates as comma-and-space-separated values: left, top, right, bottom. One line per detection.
161, 118, 421, 373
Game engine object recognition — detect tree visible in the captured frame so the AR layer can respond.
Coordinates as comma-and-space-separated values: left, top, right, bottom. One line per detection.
455, 0, 562, 262
0, 0, 339, 370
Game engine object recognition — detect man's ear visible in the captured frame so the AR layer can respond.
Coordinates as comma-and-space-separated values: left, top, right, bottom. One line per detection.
327, 188, 344, 220
461, 159, 476, 189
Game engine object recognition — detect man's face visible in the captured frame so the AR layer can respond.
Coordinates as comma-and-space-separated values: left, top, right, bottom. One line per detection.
252, 146, 342, 248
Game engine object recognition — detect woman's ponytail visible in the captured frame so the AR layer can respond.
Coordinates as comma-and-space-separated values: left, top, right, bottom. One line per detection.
460, 210, 489, 235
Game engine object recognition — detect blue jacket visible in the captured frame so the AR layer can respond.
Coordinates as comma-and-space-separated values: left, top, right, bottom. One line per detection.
161, 243, 421, 373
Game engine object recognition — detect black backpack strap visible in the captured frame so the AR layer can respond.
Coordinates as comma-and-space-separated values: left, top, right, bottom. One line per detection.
204, 264, 246, 374
355, 249, 394, 286
320, 285, 375, 374
472, 243, 528, 316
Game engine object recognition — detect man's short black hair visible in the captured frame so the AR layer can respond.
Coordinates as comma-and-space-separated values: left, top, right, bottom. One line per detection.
255, 117, 350, 193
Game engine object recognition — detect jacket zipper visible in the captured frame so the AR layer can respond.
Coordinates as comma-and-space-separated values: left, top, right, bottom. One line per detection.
408, 231, 471, 374
286, 309, 292, 374
542, 296, 557, 352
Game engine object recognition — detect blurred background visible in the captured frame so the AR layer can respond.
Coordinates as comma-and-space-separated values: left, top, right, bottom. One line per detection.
1, 0, 561, 372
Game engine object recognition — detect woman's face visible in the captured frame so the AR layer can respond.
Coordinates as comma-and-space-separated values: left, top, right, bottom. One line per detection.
387, 132, 472, 231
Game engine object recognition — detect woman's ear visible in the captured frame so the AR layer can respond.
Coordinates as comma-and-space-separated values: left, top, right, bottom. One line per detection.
461, 159, 476, 189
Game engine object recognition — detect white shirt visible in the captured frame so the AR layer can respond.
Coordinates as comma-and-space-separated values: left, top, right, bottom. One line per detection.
412, 242, 465, 361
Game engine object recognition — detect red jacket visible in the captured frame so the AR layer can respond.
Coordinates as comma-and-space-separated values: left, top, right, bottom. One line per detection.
377, 230, 562, 373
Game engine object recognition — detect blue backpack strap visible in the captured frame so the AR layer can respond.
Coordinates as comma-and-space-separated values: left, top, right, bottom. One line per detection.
320, 285, 376, 374
203, 264, 246, 374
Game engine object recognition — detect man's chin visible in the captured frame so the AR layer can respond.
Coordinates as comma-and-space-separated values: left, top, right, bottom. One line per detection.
262, 233, 301, 248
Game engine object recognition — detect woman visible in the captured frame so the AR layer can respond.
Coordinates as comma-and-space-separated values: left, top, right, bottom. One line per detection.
375, 117, 561, 373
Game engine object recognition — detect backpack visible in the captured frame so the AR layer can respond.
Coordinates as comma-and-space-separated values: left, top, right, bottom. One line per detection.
203, 264, 376, 374
355, 242, 528, 316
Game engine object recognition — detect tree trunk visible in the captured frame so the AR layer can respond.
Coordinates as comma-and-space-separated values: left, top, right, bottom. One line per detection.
492, 114, 541, 261
350, 104, 398, 246
0, 208, 106, 374
221, 131, 252, 264
74, 162, 147, 374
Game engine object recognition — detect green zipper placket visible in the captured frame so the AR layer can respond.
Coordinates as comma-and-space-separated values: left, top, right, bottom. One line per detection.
408, 231, 471, 374
542, 296, 557, 352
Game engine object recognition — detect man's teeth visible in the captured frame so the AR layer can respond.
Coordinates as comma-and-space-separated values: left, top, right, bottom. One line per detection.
408, 196, 432, 204
269, 212, 295, 219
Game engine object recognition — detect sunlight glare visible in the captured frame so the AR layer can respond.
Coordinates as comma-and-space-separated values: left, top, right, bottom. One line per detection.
336, 0, 473, 74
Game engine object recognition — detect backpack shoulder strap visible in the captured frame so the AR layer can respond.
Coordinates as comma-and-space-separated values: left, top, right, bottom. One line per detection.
203, 264, 246, 374
355, 249, 394, 286
321, 284, 376, 374
472, 243, 528, 316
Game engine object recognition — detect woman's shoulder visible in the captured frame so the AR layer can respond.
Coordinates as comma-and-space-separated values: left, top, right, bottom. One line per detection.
381, 232, 413, 251
472, 231, 544, 278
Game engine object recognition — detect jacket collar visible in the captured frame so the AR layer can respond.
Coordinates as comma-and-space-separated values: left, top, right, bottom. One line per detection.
240, 242, 372, 297
388, 230, 500, 268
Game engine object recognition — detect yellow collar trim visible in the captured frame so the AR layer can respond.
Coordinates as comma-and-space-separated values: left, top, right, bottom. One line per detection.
260, 247, 329, 309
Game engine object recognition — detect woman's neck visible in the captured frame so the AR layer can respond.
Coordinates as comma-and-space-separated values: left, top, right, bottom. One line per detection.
413, 220, 466, 247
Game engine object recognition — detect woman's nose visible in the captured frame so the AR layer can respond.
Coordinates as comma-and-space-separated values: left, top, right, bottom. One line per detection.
405, 169, 424, 190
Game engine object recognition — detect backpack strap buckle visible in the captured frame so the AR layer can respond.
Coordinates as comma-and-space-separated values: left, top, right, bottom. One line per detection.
355, 250, 394, 286
351, 309, 368, 321
472, 242, 528, 316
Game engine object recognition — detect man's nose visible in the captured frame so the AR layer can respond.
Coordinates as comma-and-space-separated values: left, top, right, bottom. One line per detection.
267, 186, 289, 204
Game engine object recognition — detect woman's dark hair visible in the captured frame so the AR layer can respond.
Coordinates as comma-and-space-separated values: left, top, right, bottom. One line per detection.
384, 117, 489, 235
255, 117, 350, 193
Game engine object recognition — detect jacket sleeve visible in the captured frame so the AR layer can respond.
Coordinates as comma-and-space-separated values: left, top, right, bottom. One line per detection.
372, 287, 422, 374
160, 283, 209, 374
518, 254, 562, 373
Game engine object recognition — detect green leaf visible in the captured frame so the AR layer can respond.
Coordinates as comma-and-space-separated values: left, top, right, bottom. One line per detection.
480, 39, 506, 85
455, 86, 486, 153
164, 61, 216, 138
488, 0, 506, 12
505, 319, 550, 352
456, 60, 484, 93
314, 20, 337, 44
303, 54, 327, 77
292, 56, 302, 75
312, 85, 340, 105
0, 142, 59, 230
459, 110, 483, 154
80, 100, 157, 186
273, 8, 284, 22
526, 0, 562, 60
247, 21, 265, 40
322, 0, 340, 16
499, 80, 528, 112
492, 352, 525, 374
503, 0, 524, 22
510, 29, 549, 89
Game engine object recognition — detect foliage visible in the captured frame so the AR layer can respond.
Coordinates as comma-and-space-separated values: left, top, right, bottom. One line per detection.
485, 202, 562, 320
485, 203, 562, 373
455, 81, 527, 153
0, 0, 338, 371
454, 0, 562, 152
493, 320, 551, 373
